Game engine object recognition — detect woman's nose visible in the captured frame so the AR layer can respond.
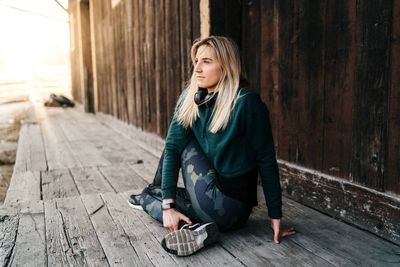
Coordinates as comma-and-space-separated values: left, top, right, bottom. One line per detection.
194, 63, 202, 72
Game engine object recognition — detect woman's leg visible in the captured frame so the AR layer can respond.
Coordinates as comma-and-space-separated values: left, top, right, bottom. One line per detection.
140, 138, 251, 231
140, 185, 200, 226
180, 139, 252, 231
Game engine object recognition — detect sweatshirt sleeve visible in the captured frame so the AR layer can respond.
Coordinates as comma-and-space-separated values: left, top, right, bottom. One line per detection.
246, 94, 282, 219
161, 113, 193, 200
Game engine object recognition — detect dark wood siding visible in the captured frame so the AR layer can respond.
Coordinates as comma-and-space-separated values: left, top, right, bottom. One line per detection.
211, 0, 399, 195
209, 0, 400, 244
82, 0, 200, 137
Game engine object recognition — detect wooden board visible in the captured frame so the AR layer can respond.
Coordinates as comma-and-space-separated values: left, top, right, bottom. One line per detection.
119, 191, 244, 266
0, 214, 19, 266
44, 197, 109, 266
69, 167, 115, 195
13, 124, 47, 174
8, 209, 46, 266
98, 164, 148, 193
81, 193, 146, 266
4, 171, 41, 208
41, 169, 80, 200
101, 192, 179, 266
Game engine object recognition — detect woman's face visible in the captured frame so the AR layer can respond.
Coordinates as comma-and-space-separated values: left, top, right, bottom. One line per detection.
194, 45, 222, 93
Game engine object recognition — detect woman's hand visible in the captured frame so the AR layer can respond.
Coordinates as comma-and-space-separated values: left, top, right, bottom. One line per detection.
163, 208, 192, 232
270, 219, 296, 244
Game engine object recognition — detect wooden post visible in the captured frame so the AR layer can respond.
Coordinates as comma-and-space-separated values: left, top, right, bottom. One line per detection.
77, 0, 94, 113
89, 0, 98, 113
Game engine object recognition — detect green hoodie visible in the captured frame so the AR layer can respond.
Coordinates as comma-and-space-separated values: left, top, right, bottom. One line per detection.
161, 88, 282, 219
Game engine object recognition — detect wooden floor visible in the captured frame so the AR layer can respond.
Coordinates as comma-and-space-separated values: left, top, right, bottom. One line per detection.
0, 103, 399, 267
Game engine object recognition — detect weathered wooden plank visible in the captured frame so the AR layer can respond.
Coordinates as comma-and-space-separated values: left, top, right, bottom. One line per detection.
98, 164, 148, 193
352, 0, 392, 191
130, 162, 185, 188
386, 0, 400, 195
40, 118, 82, 170
41, 169, 80, 200
68, 140, 111, 167
242, 0, 260, 93
280, 197, 400, 266
321, 0, 356, 179
55, 112, 86, 142
81, 193, 145, 266
125, 0, 134, 124
45, 197, 109, 266
191, 0, 200, 40
9, 208, 46, 267
94, 109, 165, 155
279, 160, 400, 245
119, 192, 243, 266
69, 167, 115, 195
132, 0, 143, 129
274, 0, 295, 163
62, 108, 162, 165
13, 123, 47, 174
4, 171, 41, 208
101, 192, 178, 266
220, 211, 335, 266
89, 137, 144, 165
154, 0, 167, 137
0, 214, 19, 266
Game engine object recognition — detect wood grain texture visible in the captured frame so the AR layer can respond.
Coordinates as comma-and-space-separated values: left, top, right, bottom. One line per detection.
279, 160, 400, 245
45, 197, 108, 266
81, 193, 145, 266
71, 0, 200, 136
386, 0, 400, 195
41, 169, 80, 200
351, 0, 392, 192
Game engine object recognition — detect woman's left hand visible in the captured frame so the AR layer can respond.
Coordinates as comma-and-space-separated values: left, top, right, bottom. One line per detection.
270, 219, 296, 244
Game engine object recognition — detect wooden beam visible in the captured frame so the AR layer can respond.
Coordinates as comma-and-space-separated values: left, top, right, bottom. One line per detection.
279, 160, 400, 245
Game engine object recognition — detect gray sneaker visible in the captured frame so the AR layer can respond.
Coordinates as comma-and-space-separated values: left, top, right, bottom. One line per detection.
161, 222, 220, 256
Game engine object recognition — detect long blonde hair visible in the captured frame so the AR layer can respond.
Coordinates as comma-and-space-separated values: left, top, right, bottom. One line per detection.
176, 36, 244, 133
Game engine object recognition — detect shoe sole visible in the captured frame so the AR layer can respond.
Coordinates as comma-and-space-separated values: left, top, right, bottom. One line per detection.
127, 199, 143, 210
161, 222, 219, 256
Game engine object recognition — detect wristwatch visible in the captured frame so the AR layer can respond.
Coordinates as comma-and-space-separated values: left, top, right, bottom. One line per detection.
162, 202, 176, 210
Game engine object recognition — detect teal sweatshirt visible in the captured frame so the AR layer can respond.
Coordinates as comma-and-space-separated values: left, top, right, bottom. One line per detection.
161, 88, 282, 219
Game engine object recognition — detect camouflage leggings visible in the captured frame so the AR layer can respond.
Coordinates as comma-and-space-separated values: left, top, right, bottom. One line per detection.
140, 138, 252, 231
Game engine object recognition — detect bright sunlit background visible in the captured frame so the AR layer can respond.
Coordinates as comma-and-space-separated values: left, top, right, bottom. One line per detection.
0, 0, 71, 103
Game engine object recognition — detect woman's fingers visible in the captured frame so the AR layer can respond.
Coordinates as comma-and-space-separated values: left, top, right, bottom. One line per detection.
180, 214, 192, 225
281, 228, 296, 238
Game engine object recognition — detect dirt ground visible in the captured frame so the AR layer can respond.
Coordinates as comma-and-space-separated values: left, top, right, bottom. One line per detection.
0, 101, 30, 205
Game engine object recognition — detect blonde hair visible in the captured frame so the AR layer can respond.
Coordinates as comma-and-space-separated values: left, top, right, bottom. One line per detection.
175, 36, 244, 133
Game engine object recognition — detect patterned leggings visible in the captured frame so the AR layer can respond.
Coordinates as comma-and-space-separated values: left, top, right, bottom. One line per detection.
140, 138, 253, 232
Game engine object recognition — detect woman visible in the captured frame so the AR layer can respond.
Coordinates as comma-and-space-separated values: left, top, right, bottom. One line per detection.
128, 36, 296, 256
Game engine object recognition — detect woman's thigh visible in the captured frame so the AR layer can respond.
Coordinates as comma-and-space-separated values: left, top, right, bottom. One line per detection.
180, 138, 251, 231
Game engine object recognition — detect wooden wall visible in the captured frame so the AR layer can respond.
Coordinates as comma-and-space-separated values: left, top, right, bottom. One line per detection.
210, 0, 400, 244
80, 0, 200, 137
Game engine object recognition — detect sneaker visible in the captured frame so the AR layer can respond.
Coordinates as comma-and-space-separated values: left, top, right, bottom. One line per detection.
161, 222, 219, 256
127, 193, 143, 210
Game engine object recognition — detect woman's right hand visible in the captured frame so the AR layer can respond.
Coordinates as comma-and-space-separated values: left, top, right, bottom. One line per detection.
163, 208, 192, 232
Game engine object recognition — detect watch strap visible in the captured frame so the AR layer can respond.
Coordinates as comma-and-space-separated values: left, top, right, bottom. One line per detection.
162, 202, 176, 210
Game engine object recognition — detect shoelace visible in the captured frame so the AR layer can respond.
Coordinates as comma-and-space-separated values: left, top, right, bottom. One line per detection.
179, 223, 201, 230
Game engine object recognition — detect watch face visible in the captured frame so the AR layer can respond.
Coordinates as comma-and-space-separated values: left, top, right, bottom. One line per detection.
162, 203, 176, 210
